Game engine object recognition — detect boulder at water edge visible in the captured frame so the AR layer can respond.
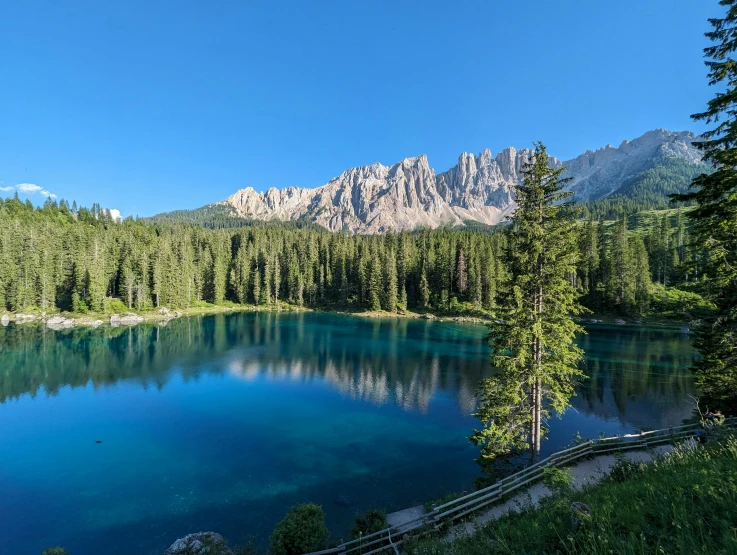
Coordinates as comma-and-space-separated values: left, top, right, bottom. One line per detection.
110, 314, 144, 326
47, 316, 74, 330
164, 532, 233, 555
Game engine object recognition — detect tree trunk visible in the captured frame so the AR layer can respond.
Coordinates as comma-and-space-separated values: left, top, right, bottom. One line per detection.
531, 238, 544, 464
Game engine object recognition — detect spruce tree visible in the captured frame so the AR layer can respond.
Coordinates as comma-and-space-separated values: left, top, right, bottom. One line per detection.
456, 247, 468, 295
383, 249, 398, 312
368, 251, 382, 311
673, 0, 737, 413
472, 143, 585, 466
419, 267, 430, 309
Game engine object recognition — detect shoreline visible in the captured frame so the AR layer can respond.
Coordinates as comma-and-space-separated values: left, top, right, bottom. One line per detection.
0, 304, 690, 331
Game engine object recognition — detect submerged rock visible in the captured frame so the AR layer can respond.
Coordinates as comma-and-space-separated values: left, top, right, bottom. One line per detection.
335, 494, 355, 506
164, 532, 233, 555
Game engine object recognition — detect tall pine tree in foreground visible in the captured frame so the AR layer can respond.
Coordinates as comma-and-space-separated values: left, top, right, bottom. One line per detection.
472, 143, 585, 468
674, 0, 737, 414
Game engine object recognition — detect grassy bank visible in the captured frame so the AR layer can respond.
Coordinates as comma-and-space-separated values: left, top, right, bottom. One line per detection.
405, 430, 737, 555
2, 297, 695, 330
1, 299, 313, 327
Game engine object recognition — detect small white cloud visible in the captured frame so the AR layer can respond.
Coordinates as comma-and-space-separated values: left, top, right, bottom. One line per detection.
13, 183, 58, 199
0, 186, 14, 192
109, 208, 122, 222
16, 183, 43, 194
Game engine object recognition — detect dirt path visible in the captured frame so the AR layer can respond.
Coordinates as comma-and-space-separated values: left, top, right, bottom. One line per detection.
446, 444, 677, 540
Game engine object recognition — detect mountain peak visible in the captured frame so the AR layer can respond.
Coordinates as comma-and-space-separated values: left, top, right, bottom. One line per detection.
211, 129, 704, 233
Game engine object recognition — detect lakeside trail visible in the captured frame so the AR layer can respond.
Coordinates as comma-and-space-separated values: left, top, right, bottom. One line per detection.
442, 444, 676, 542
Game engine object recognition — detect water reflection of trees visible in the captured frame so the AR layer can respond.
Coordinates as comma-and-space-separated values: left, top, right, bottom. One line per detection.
0, 317, 696, 427
573, 326, 697, 429
0, 313, 489, 414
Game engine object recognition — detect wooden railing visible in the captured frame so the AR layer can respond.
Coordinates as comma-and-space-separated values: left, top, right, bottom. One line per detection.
304, 417, 737, 555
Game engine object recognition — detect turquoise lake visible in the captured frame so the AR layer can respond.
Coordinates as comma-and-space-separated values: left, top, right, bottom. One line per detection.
0, 312, 697, 554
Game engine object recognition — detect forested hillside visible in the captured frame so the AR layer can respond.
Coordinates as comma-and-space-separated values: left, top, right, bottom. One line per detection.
582, 157, 708, 220
0, 194, 708, 319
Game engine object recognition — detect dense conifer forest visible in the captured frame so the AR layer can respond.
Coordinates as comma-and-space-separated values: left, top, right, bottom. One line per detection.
0, 193, 708, 319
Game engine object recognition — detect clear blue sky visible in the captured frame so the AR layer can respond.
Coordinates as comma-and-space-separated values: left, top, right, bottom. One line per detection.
0, 0, 722, 217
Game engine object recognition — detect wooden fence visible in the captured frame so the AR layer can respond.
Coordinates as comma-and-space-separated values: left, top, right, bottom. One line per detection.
305, 417, 737, 555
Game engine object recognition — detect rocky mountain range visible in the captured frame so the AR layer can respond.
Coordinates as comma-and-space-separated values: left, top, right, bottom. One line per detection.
163, 129, 704, 233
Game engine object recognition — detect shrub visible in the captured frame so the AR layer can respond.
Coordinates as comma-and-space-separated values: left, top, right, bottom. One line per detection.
649, 284, 714, 318
269, 503, 329, 555
41, 549, 69, 555
105, 298, 129, 313
607, 453, 644, 483
542, 467, 574, 497
350, 508, 388, 540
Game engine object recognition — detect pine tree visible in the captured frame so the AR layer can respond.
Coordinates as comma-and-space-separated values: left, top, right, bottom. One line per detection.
469, 250, 482, 308
472, 143, 585, 467
383, 249, 398, 312
397, 236, 408, 309
673, 0, 737, 413
578, 219, 599, 299
368, 251, 382, 311
629, 236, 651, 315
610, 213, 632, 310
419, 266, 430, 309
456, 247, 468, 295
252, 262, 261, 305
122, 259, 135, 309
273, 253, 281, 304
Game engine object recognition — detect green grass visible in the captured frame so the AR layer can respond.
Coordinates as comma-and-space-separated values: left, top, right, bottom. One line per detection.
406, 431, 737, 555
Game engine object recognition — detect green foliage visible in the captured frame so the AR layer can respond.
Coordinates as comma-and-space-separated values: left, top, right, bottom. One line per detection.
147, 203, 323, 231
606, 453, 644, 484
0, 190, 713, 323
541, 467, 574, 497
104, 298, 129, 314
672, 0, 737, 415
0, 196, 509, 316
583, 157, 708, 220
41, 549, 69, 555
472, 144, 586, 468
269, 503, 329, 555
406, 432, 737, 555
648, 283, 713, 319
350, 508, 388, 540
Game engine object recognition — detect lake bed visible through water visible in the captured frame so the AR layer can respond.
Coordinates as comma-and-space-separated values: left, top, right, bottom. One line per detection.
0, 313, 696, 554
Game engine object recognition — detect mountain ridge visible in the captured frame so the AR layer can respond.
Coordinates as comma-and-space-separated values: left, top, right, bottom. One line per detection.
154, 129, 704, 233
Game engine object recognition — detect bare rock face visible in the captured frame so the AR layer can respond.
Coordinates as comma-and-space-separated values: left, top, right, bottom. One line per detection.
164, 532, 232, 555
14, 313, 36, 323
110, 314, 144, 326
564, 129, 699, 200
1, 314, 9, 326
46, 316, 74, 330
218, 129, 701, 234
